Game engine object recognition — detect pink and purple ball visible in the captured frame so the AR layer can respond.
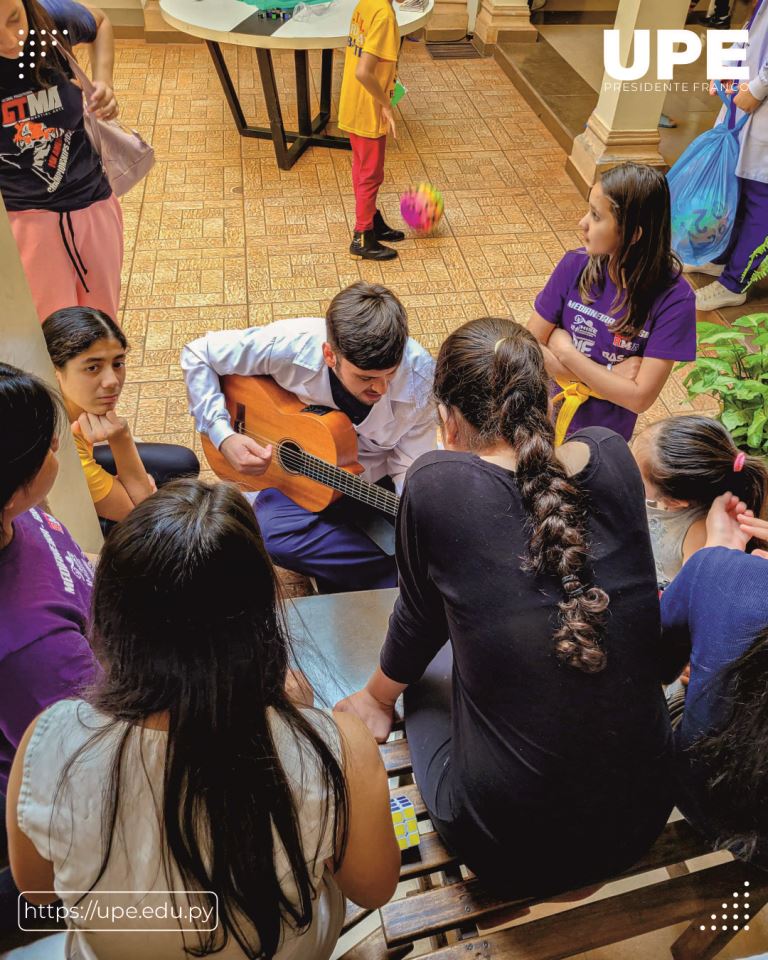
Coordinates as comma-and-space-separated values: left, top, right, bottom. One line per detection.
400, 182, 444, 235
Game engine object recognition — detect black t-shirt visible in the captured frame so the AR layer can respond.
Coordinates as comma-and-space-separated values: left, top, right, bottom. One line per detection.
0, 0, 111, 212
382, 427, 673, 890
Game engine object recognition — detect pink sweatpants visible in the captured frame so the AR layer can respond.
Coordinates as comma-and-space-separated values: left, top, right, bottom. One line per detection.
349, 132, 387, 233
8, 192, 124, 323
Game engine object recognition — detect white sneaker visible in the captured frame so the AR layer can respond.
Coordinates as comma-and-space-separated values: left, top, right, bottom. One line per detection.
682, 261, 724, 277
695, 280, 747, 311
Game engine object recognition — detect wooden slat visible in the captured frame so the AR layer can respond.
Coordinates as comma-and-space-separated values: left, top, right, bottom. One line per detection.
380, 739, 412, 776
390, 782, 427, 820
400, 832, 458, 881
381, 819, 713, 947
338, 926, 413, 960
416, 861, 768, 960
342, 901, 373, 935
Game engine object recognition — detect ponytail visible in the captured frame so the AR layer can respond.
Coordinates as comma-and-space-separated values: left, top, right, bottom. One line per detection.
434, 318, 609, 673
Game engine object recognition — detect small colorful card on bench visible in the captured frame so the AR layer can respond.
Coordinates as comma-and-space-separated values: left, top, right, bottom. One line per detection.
391, 80, 407, 108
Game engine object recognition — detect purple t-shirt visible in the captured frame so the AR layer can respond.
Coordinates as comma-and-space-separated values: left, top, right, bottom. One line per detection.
0, 508, 95, 793
534, 249, 697, 440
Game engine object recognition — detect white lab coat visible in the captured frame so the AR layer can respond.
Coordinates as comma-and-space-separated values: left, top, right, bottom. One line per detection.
181, 316, 437, 493
718, 0, 768, 183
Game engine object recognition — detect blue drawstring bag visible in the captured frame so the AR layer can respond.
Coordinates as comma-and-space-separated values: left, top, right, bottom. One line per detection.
667, 82, 748, 266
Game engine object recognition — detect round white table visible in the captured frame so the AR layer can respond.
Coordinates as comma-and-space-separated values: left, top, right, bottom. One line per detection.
160, 0, 434, 169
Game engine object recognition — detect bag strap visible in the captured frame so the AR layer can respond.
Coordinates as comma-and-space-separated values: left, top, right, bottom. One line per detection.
714, 79, 751, 134
60, 46, 96, 99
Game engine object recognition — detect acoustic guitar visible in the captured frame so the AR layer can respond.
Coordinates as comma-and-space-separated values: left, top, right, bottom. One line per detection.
200, 375, 400, 517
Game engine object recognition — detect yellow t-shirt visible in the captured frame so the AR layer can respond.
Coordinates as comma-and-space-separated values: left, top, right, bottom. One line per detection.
74, 432, 115, 504
338, 0, 399, 139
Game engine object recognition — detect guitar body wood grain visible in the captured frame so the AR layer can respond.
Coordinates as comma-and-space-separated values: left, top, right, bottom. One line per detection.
200, 375, 364, 513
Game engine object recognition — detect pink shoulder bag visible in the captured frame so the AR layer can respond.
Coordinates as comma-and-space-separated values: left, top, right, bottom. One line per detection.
63, 48, 155, 197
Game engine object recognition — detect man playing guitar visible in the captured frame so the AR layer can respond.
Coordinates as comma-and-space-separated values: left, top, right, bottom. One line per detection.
181, 281, 436, 592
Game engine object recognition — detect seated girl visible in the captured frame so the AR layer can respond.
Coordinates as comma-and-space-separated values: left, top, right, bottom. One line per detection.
6, 479, 399, 959
43, 307, 200, 523
0, 363, 95, 927
633, 415, 768, 588
528, 161, 696, 444
337, 317, 674, 897
661, 494, 768, 868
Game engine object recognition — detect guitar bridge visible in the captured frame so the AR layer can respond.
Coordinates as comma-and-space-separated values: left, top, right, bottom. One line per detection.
234, 403, 246, 434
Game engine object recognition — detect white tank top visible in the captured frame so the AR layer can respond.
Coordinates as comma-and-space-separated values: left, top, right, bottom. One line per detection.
17, 699, 345, 960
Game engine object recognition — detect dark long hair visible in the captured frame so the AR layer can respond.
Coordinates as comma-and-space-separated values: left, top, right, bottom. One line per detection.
433, 317, 610, 673
690, 627, 768, 860
0, 361, 62, 522
17, 0, 72, 88
644, 415, 768, 549
59, 480, 348, 958
43, 307, 127, 369
579, 162, 682, 338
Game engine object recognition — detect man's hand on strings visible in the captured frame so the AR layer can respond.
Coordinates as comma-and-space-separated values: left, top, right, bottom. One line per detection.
220, 434, 273, 476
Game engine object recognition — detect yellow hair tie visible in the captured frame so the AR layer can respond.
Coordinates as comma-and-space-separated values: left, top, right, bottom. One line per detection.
494, 338, 506, 354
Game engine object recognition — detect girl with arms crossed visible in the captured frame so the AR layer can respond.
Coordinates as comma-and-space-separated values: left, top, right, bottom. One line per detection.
529, 162, 696, 444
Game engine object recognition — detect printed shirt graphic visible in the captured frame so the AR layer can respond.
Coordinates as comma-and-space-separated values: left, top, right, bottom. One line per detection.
338, 0, 399, 138
0, 0, 111, 212
0, 508, 95, 793
535, 249, 696, 441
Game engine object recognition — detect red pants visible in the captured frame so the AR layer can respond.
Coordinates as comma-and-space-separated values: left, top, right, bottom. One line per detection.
349, 132, 387, 233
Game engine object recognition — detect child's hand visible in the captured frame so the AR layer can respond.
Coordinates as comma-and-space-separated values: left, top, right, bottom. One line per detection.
736, 513, 768, 558
704, 492, 751, 551
381, 104, 397, 140
88, 81, 119, 121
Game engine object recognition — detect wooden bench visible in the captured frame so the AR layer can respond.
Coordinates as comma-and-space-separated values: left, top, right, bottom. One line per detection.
340, 733, 768, 960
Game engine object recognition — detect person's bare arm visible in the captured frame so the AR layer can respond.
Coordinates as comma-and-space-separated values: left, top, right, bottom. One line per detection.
681, 517, 708, 564
75, 413, 154, 520
527, 311, 579, 382
335, 666, 406, 744
548, 328, 674, 414
83, 6, 118, 119
329, 711, 400, 908
354, 51, 397, 138
6, 719, 57, 903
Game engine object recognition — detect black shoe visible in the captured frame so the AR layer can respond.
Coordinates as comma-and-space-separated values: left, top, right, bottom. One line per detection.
349, 230, 398, 261
373, 209, 405, 243
702, 12, 731, 26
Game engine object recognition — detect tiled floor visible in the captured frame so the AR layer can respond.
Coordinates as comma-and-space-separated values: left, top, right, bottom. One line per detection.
105, 34, 726, 461
75, 34, 768, 959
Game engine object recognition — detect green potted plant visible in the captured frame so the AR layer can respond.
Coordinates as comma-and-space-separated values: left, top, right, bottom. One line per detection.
679, 312, 768, 457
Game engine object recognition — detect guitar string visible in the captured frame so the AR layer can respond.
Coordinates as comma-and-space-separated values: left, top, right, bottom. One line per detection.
228, 424, 399, 514
228, 425, 398, 512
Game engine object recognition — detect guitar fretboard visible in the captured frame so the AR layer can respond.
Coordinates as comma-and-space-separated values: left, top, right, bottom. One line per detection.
277, 441, 399, 517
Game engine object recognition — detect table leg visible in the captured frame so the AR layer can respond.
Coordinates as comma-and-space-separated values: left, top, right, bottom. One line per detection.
205, 40, 350, 171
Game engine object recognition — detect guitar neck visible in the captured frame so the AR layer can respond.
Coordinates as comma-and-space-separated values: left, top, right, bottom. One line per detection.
285, 445, 399, 517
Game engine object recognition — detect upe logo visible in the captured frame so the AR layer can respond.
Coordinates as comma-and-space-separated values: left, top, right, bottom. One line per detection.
604, 29, 749, 80
699, 881, 751, 933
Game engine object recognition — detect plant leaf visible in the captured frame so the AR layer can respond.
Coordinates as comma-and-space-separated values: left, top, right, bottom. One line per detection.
747, 410, 767, 450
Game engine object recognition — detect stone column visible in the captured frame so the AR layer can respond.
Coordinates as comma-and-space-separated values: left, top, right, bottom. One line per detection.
567, 0, 689, 194
0, 198, 103, 553
473, 0, 537, 53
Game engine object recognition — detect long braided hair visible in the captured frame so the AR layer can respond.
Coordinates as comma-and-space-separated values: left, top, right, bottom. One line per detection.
434, 317, 610, 673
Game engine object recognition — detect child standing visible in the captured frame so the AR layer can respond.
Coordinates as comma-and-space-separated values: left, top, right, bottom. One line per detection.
528, 162, 697, 444
633, 415, 768, 588
338, 0, 404, 261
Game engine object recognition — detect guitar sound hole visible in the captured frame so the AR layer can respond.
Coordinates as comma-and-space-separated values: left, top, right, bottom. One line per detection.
277, 440, 303, 475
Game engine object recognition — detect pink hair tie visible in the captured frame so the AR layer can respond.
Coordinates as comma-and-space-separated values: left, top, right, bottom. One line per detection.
733, 451, 746, 473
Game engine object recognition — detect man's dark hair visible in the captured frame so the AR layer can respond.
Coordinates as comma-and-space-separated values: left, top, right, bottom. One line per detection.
326, 282, 408, 370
